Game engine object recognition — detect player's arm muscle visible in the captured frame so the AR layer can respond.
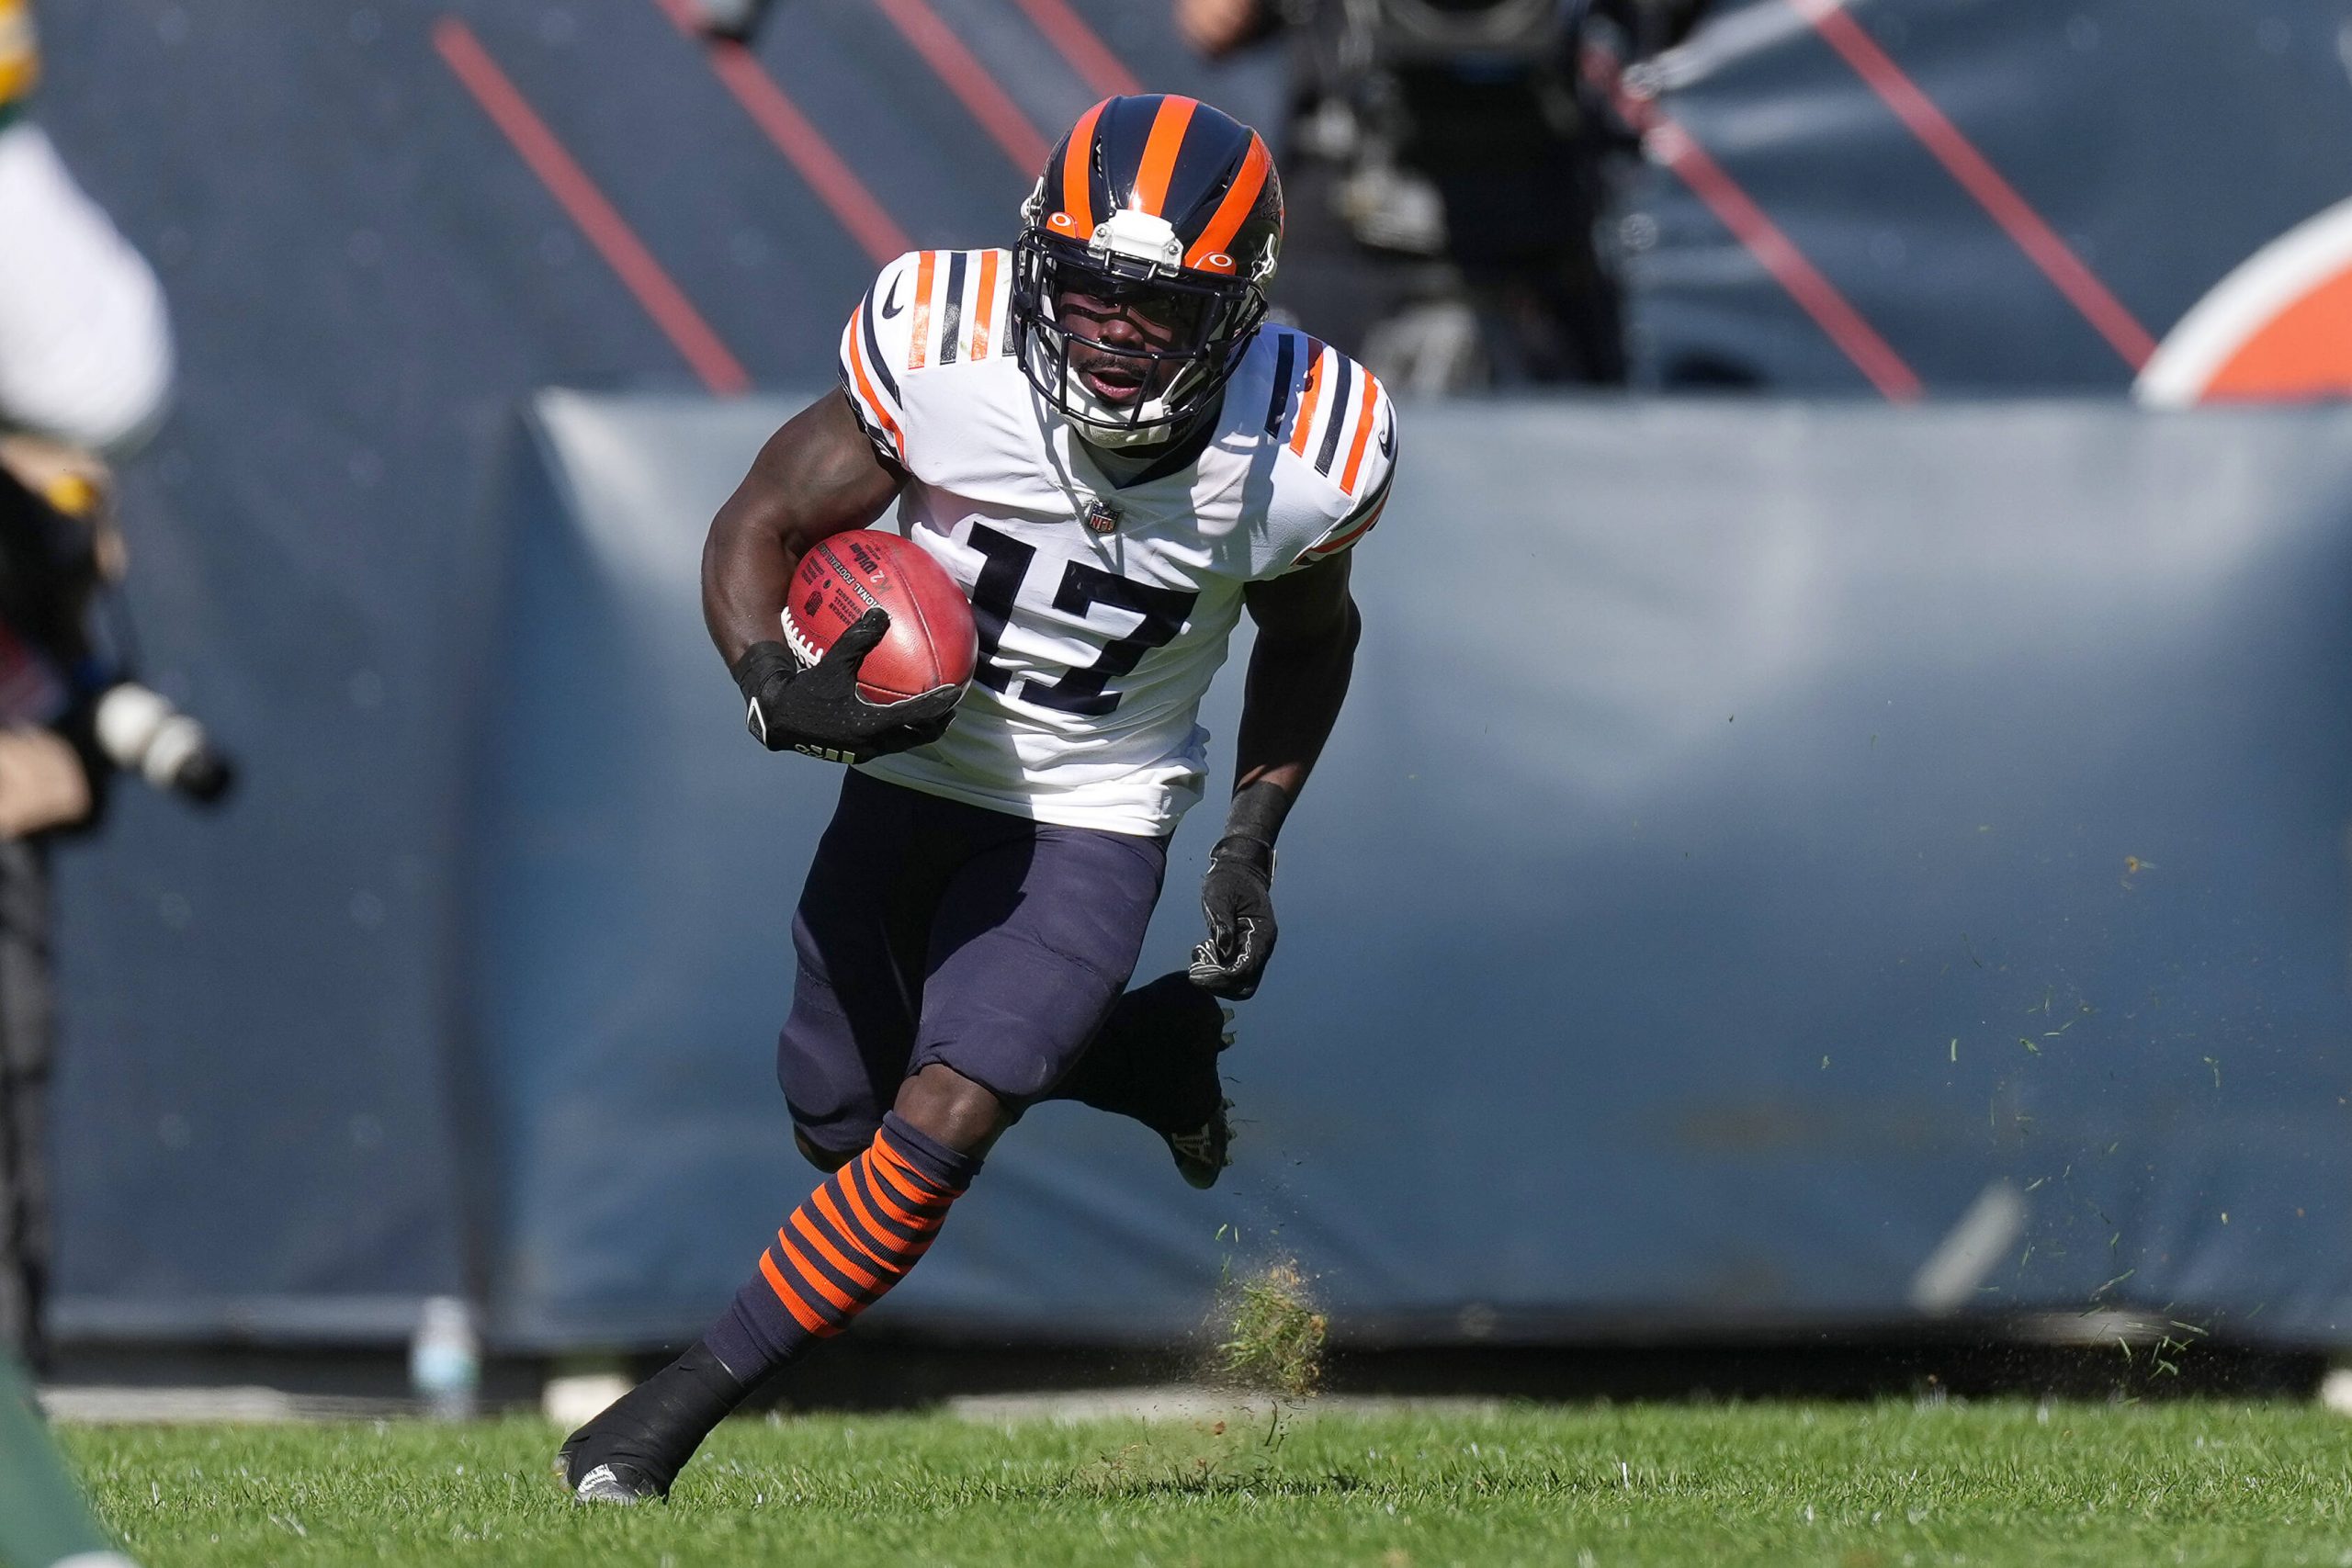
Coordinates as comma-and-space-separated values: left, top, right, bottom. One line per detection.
1187, 554, 1358, 997
1233, 551, 1360, 809
701, 389, 904, 666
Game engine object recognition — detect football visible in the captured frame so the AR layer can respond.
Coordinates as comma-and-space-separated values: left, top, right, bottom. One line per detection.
781, 530, 978, 704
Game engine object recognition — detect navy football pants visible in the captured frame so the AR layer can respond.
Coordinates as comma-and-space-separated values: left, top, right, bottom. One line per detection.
777, 771, 1169, 1157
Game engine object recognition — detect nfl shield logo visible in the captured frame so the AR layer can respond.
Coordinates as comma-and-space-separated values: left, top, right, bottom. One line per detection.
1083, 498, 1122, 535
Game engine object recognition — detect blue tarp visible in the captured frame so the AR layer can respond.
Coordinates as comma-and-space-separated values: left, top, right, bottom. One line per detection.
462, 393, 2352, 1350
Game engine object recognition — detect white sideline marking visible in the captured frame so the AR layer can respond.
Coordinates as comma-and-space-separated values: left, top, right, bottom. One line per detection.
1908, 1179, 2029, 1314
42, 1385, 301, 1424
542, 1371, 634, 1428
946, 1385, 1499, 1426
40, 1386, 409, 1424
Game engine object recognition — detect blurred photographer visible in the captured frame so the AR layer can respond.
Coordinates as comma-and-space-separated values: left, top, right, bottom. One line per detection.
0, 5, 175, 1563
0, 0, 179, 1381
1180, 0, 1704, 390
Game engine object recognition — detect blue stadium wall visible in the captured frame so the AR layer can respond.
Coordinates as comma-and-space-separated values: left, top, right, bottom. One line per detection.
1625, 0, 2352, 393
20, 3, 2352, 1348
457, 393, 2352, 1350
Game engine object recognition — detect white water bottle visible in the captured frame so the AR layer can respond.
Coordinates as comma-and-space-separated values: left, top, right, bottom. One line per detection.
410, 1296, 480, 1420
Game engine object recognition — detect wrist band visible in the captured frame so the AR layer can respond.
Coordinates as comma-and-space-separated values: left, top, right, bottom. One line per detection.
1220, 778, 1291, 851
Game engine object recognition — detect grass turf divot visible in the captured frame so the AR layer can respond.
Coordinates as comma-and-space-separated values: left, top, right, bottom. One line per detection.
1207, 1258, 1329, 1398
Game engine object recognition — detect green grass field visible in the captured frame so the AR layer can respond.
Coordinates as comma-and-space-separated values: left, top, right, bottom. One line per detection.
63, 1400, 2352, 1567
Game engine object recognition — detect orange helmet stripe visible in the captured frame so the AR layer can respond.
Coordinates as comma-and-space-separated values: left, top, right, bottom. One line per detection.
1184, 132, 1272, 269
1061, 98, 1108, 232
1133, 95, 1199, 216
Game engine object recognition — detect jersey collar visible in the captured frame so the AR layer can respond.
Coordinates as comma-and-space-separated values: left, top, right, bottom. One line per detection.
1066, 389, 1225, 491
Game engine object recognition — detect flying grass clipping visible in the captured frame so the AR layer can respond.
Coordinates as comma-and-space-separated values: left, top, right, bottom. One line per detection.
1207, 1258, 1328, 1399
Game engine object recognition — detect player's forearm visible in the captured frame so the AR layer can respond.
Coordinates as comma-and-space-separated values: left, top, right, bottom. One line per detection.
701, 510, 799, 667
1188, 604, 1354, 999
1227, 597, 1360, 841
700, 390, 905, 667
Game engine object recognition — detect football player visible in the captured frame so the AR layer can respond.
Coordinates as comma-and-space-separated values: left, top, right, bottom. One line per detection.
561, 94, 1395, 1504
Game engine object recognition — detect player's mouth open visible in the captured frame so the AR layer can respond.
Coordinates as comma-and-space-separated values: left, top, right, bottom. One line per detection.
1077, 356, 1149, 405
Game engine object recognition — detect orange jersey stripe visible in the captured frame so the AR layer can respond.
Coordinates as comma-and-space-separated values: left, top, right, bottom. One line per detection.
908, 252, 937, 370
1134, 95, 1199, 218
1185, 135, 1271, 269
760, 1248, 831, 1335
1338, 372, 1381, 493
1288, 344, 1329, 457
1307, 494, 1386, 559
1062, 98, 1108, 231
844, 309, 903, 456
971, 250, 1001, 359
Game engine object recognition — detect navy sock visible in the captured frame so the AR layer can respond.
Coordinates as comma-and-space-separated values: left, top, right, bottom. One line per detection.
704, 1111, 981, 1381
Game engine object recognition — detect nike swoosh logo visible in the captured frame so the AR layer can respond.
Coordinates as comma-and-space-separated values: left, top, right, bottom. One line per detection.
880, 276, 904, 320
1377, 416, 1394, 458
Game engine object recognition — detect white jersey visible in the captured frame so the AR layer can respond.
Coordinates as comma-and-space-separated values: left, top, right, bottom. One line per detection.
836, 248, 1396, 836
0, 120, 175, 453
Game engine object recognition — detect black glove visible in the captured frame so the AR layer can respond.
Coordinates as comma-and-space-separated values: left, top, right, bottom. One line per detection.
731, 609, 959, 764
1188, 834, 1277, 999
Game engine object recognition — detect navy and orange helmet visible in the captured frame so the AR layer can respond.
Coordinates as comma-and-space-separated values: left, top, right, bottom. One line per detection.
1012, 95, 1283, 446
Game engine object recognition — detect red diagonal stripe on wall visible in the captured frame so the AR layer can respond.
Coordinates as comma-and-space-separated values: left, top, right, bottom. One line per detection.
871, 0, 1051, 174
1609, 64, 1922, 402
434, 17, 750, 394
1787, 0, 2155, 370
646, 0, 911, 265
1006, 0, 1142, 97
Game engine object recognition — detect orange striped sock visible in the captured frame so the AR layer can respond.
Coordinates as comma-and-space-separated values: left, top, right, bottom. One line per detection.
705, 1112, 978, 1378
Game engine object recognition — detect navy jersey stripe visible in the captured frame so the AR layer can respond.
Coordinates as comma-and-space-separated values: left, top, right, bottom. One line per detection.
862, 282, 901, 404
1338, 464, 1393, 534
938, 251, 967, 366
1263, 333, 1296, 434
1315, 354, 1354, 475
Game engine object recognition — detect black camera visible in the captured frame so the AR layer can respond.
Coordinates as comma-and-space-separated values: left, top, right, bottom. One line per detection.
1355, 0, 1580, 65
0, 461, 232, 808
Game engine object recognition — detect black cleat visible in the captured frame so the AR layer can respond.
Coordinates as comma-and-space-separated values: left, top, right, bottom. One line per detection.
1055, 975, 1239, 1186
1161, 1001, 1236, 1189
1164, 1092, 1234, 1190
559, 1447, 668, 1506
553, 1341, 747, 1506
